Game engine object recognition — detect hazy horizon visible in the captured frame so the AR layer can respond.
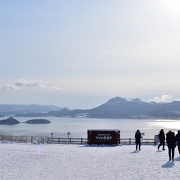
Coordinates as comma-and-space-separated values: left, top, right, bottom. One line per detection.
1, 1, 180, 109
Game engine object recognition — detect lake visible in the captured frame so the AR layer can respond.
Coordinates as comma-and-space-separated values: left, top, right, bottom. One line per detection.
0, 117, 180, 138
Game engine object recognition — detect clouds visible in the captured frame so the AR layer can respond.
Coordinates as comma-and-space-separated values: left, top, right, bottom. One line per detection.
149, 95, 180, 103
15, 79, 46, 88
49, 87, 62, 90
0, 79, 62, 91
1, 1, 180, 108
0, 84, 20, 91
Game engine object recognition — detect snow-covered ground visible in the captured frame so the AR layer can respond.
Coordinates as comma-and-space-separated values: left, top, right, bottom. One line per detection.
0, 143, 180, 180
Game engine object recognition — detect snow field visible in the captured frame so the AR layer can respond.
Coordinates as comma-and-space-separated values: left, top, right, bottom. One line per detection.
0, 143, 180, 180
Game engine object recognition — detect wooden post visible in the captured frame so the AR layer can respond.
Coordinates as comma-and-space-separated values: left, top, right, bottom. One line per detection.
81, 138, 83, 144
67, 132, 71, 143
129, 138, 131, 145
58, 137, 60, 144
70, 137, 71, 143
51, 133, 53, 144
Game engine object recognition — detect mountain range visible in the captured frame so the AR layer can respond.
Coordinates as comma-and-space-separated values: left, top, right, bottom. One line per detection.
47, 97, 180, 119
1, 97, 180, 119
0, 104, 61, 116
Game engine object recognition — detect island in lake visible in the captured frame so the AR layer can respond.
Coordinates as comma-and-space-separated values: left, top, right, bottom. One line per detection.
25, 119, 51, 124
0, 117, 51, 125
0, 117, 20, 125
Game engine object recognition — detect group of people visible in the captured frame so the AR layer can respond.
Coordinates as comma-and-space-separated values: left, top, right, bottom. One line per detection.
135, 129, 180, 162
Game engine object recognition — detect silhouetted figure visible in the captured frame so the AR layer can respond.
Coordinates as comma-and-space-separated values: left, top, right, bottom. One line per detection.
166, 131, 176, 162
176, 130, 180, 154
135, 130, 142, 151
158, 129, 165, 150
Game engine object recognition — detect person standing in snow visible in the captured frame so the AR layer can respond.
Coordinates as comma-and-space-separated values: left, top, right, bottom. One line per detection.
158, 129, 165, 150
135, 130, 142, 151
176, 130, 180, 154
166, 131, 176, 162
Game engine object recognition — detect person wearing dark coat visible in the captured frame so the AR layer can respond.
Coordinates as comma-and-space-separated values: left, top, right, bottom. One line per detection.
135, 130, 142, 151
158, 129, 165, 150
166, 131, 176, 161
175, 130, 180, 154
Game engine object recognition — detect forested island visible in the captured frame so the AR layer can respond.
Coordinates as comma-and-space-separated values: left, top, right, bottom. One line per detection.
24, 119, 51, 124
0, 117, 51, 125
0, 117, 20, 125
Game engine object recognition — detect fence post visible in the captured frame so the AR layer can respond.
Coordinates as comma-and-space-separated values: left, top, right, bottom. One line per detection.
129, 138, 131, 145
51, 133, 53, 144
67, 132, 71, 143
58, 137, 60, 144
81, 138, 83, 144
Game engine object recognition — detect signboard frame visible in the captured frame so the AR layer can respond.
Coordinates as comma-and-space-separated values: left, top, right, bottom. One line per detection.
87, 129, 120, 145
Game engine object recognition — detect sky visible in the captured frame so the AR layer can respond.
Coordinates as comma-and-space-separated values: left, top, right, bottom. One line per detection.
1, 0, 180, 109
